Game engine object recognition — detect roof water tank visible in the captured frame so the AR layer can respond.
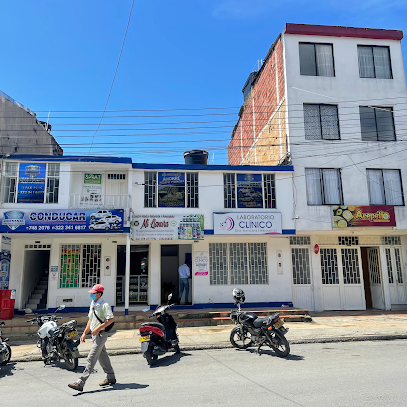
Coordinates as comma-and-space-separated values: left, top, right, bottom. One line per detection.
184, 150, 209, 165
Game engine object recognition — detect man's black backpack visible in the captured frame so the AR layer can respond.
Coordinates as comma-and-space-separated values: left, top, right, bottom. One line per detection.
93, 308, 115, 332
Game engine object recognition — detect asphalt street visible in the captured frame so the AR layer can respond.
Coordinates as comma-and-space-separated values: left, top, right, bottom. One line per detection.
1, 340, 406, 407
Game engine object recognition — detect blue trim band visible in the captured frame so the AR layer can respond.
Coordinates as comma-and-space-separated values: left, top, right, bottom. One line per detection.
8, 154, 132, 164
132, 163, 294, 172
150, 302, 293, 310
204, 229, 296, 235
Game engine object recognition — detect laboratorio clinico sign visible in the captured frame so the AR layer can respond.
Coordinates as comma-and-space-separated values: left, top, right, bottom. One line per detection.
213, 212, 282, 235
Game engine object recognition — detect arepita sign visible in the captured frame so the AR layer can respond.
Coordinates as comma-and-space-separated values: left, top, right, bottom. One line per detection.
213, 212, 282, 235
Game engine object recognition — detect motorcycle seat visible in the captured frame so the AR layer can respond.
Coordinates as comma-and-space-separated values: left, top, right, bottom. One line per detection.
253, 317, 269, 328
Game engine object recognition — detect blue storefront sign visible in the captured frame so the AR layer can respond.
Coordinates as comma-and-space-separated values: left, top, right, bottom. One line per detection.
236, 174, 263, 209
0, 209, 124, 233
17, 163, 47, 203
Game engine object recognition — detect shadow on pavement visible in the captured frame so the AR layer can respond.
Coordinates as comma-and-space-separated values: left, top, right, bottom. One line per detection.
245, 348, 304, 360
150, 351, 192, 368
73, 382, 149, 396
0, 362, 17, 378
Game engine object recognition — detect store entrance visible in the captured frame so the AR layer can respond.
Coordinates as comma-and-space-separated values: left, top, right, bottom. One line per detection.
161, 244, 192, 305
116, 245, 149, 305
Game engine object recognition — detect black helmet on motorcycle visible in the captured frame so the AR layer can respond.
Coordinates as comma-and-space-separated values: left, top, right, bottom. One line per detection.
232, 288, 245, 304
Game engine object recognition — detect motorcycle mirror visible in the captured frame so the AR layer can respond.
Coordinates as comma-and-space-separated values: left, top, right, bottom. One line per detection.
56, 304, 66, 311
168, 293, 173, 302
142, 308, 149, 313
24, 308, 33, 314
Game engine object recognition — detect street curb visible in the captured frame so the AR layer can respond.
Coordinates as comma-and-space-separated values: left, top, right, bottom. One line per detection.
10, 334, 407, 363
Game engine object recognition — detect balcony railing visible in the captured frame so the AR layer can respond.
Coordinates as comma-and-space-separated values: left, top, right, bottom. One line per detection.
69, 194, 131, 209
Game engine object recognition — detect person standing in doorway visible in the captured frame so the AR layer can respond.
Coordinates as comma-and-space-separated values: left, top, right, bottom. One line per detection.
68, 284, 116, 392
178, 260, 191, 305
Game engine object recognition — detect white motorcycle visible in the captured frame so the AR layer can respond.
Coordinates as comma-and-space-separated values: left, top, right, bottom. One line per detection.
25, 305, 80, 370
0, 321, 11, 367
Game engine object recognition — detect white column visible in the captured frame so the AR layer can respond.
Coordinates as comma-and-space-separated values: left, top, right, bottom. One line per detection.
310, 235, 323, 311
124, 234, 130, 315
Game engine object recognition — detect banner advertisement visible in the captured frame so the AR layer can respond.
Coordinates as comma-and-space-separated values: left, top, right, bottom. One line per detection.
0, 209, 124, 233
82, 173, 102, 206
214, 212, 282, 235
17, 163, 46, 203
158, 172, 185, 207
0, 236, 11, 290
333, 205, 396, 228
194, 251, 209, 276
236, 174, 263, 208
131, 214, 204, 241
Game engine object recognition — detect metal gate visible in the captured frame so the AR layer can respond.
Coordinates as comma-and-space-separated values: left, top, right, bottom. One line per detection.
320, 247, 365, 310
291, 247, 314, 310
385, 247, 407, 305
367, 248, 384, 309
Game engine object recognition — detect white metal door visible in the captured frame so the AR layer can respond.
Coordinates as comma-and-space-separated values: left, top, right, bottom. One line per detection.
386, 247, 407, 305
321, 247, 365, 310
106, 175, 127, 195
291, 247, 314, 311
367, 248, 384, 310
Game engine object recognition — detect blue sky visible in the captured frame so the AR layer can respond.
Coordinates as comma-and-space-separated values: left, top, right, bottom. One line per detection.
1, 0, 407, 164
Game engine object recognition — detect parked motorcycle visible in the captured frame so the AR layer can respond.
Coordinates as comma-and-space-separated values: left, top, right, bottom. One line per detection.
229, 288, 290, 357
0, 321, 11, 367
139, 293, 180, 366
25, 305, 80, 370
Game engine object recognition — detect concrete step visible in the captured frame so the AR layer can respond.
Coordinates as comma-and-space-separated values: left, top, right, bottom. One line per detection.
31, 294, 43, 300
34, 290, 46, 295
25, 304, 38, 311
391, 304, 407, 310
37, 285, 47, 290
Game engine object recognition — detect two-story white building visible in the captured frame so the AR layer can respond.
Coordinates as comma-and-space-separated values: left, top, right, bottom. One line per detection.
0, 153, 296, 314
228, 23, 407, 312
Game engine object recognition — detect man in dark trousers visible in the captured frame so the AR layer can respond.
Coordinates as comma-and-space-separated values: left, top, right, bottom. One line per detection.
68, 284, 116, 392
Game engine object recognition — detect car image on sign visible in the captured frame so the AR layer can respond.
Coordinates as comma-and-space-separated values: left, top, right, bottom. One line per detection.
90, 210, 112, 220
102, 215, 122, 224
89, 220, 111, 230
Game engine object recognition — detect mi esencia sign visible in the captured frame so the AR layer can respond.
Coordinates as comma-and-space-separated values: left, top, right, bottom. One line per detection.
213, 213, 282, 235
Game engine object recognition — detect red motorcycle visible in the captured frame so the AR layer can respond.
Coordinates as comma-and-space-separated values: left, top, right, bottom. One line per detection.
139, 294, 180, 366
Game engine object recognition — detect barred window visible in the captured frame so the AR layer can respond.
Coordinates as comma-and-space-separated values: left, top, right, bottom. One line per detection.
60, 244, 101, 288
223, 173, 236, 208
290, 236, 311, 246
46, 163, 60, 203
338, 236, 359, 246
187, 172, 199, 208
209, 242, 268, 285
2, 162, 18, 203
292, 248, 311, 284
108, 173, 126, 180
381, 236, 401, 246
304, 104, 340, 140
144, 172, 157, 207
263, 174, 276, 209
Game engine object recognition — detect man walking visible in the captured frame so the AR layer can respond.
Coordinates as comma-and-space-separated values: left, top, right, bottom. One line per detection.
68, 284, 116, 392
178, 260, 191, 305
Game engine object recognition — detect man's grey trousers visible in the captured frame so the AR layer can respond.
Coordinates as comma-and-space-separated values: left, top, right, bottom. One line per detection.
77, 332, 115, 387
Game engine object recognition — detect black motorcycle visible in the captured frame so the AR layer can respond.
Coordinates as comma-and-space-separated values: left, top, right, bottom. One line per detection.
25, 305, 80, 370
139, 294, 180, 366
0, 321, 11, 367
229, 288, 290, 357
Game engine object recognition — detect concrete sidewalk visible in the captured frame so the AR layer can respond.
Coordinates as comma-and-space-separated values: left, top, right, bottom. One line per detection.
8, 310, 407, 362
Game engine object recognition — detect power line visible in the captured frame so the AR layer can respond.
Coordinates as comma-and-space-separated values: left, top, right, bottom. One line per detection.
87, 0, 135, 154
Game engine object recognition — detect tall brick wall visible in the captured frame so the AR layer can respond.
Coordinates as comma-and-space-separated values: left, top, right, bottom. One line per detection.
228, 36, 287, 166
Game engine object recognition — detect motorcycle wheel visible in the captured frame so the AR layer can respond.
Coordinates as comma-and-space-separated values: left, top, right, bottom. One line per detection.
64, 353, 79, 371
0, 344, 11, 366
145, 346, 158, 366
267, 329, 290, 357
230, 326, 253, 349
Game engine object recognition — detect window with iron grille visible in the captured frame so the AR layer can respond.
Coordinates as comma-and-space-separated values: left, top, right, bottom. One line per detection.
144, 171, 199, 208
305, 168, 343, 205
338, 236, 359, 246
358, 45, 392, 79
60, 244, 101, 288
108, 173, 126, 180
2, 162, 18, 203
209, 242, 268, 285
381, 236, 401, 246
359, 106, 395, 141
303, 104, 340, 140
290, 236, 311, 246
223, 173, 276, 209
367, 169, 403, 206
144, 172, 157, 207
187, 172, 199, 208
46, 163, 60, 203
292, 248, 311, 284
299, 42, 335, 77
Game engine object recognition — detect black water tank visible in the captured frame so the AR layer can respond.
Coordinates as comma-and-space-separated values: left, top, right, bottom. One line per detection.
184, 150, 209, 165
